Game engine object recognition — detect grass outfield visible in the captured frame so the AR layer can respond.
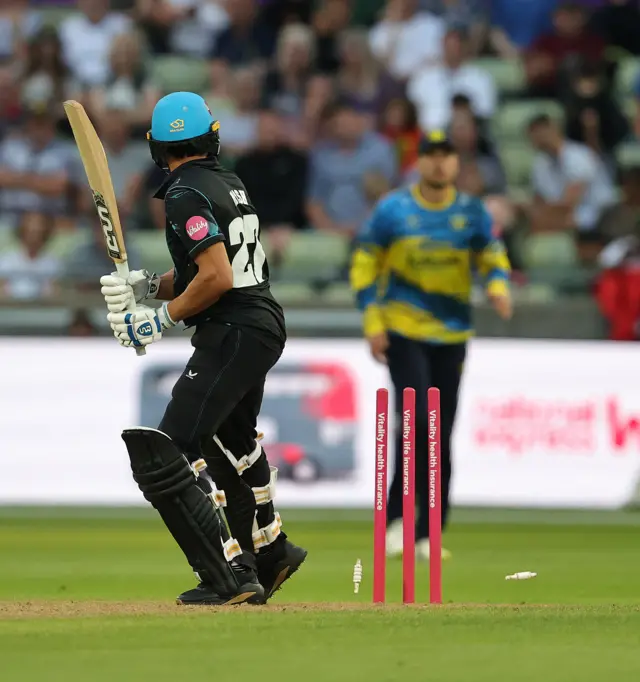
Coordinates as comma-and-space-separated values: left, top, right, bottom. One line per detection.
1, 508, 640, 681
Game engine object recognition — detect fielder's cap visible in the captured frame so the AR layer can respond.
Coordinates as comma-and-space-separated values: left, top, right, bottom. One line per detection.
149, 92, 218, 143
418, 130, 455, 155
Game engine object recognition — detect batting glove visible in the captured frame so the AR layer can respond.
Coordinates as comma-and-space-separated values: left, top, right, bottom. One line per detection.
100, 269, 160, 313
107, 303, 176, 348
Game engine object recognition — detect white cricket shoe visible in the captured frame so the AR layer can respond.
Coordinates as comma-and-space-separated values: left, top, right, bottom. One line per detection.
385, 518, 403, 558
416, 538, 452, 561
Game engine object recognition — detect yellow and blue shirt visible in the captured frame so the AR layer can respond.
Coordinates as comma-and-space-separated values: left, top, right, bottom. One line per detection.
350, 186, 511, 344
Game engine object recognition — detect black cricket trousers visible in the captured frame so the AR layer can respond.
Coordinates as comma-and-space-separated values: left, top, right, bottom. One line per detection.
386, 333, 466, 540
158, 321, 283, 554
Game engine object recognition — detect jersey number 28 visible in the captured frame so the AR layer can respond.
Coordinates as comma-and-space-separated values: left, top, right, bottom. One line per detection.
228, 214, 266, 288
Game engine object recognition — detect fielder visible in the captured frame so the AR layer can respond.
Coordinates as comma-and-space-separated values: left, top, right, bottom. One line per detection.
350, 130, 512, 560
101, 92, 306, 605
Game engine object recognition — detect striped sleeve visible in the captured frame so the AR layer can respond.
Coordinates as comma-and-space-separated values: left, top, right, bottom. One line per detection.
472, 205, 511, 297
349, 197, 394, 337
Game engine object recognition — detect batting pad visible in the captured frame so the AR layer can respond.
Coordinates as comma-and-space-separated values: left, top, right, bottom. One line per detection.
122, 427, 240, 594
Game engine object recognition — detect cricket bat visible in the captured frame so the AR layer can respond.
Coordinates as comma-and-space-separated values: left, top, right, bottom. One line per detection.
63, 100, 145, 356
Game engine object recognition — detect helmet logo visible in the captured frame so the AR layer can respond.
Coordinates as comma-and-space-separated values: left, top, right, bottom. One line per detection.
170, 119, 185, 133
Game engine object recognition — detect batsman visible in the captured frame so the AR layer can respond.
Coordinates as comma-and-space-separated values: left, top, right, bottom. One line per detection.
100, 92, 307, 605
350, 130, 512, 560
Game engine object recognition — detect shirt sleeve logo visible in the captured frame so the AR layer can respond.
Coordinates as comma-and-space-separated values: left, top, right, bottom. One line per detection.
186, 216, 210, 241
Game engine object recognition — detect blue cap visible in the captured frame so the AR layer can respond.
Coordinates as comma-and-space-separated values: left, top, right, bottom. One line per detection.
150, 92, 217, 143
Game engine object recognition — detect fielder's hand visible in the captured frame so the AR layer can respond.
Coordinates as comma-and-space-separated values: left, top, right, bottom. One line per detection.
100, 269, 160, 313
108, 304, 176, 348
489, 291, 513, 320
368, 332, 389, 364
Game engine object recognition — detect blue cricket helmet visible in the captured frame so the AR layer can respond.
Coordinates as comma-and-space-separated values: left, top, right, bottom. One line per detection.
147, 92, 220, 169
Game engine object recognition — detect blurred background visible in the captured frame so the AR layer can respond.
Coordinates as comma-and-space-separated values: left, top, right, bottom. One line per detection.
1, 0, 640, 510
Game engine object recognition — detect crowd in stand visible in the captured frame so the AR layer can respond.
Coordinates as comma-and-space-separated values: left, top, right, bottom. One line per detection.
1, 0, 640, 338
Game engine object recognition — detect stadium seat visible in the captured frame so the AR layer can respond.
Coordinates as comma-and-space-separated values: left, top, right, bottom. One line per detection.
617, 142, 640, 168
48, 230, 89, 258
494, 100, 564, 142
130, 232, 173, 273
149, 56, 209, 95
616, 57, 640, 99
270, 282, 315, 304
472, 58, 524, 94
500, 144, 535, 188
522, 232, 578, 270
279, 231, 350, 280
38, 7, 74, 28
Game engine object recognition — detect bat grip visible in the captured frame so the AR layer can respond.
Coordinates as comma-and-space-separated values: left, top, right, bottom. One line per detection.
115, 261, 146, 357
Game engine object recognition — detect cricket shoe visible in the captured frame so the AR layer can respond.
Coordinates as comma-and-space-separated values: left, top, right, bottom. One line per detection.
257, 536, 308, 600
177, 563, 265, 606
416, 538, 452, 561
385, 518, 403, 558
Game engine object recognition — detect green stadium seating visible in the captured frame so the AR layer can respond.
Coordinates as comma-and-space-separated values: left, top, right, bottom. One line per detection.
522, 232, 578, 270
500, 144, 535, 188
48, 230, 89, 258
130, 231, 174, 274
616, 57, 640, 99
37, 7, 74, 28
494, 100, 564, 142
149, 56, 210, 95
270, 282, 315, 304
279, 231, 350, 280
472, 58, 525, 94
617, 142, 640, 168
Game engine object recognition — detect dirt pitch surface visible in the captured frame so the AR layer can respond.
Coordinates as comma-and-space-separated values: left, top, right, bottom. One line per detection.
2, 600, 637, 620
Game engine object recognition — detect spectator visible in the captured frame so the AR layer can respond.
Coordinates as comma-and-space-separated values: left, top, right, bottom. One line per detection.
0, 0, 41, 63
490, 0, 557, 56
564, 63, 628, 160
216, 66, 263, 157
336, 29, 382, 118
87, 30, 161, 134
135, 0, 229, 57
21, 27, 79, 126
306, 103, 397, 238
300, 74, 338, 143
421, 0, 488, 55
263, 24, 316, 120
59, 0, 132, 88
68, 309, 99, 337
524, 2, 605, 99
202, 60, 236, 118
133, 162, 167, 231
527, 114, 616, 262
408, 28, 496, 130
595, 235, 640, 341
262, 0, 314, 31
92, 107, 150, 223
235, 110, 308, 271
595, 166, 640, 243
363, 172, 392, 207
0, 106, 75, 227
589, 0, 640, 57
313, 0, 352, 74
0, 212, 60, 300
0, 66, 22, 141
449, 110, 507, 195
211, 0, 276, 66
369, 0, 446, 81
450, 93, 496, 150
65, 217, 140, 284
381, 97, 421, 176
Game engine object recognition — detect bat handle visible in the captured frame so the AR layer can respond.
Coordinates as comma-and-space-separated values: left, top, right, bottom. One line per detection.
115, 261, 147, 357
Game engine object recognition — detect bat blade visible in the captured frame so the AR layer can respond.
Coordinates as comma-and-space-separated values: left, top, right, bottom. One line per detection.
63, 100, 127, 264
64, 100, 146, 356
